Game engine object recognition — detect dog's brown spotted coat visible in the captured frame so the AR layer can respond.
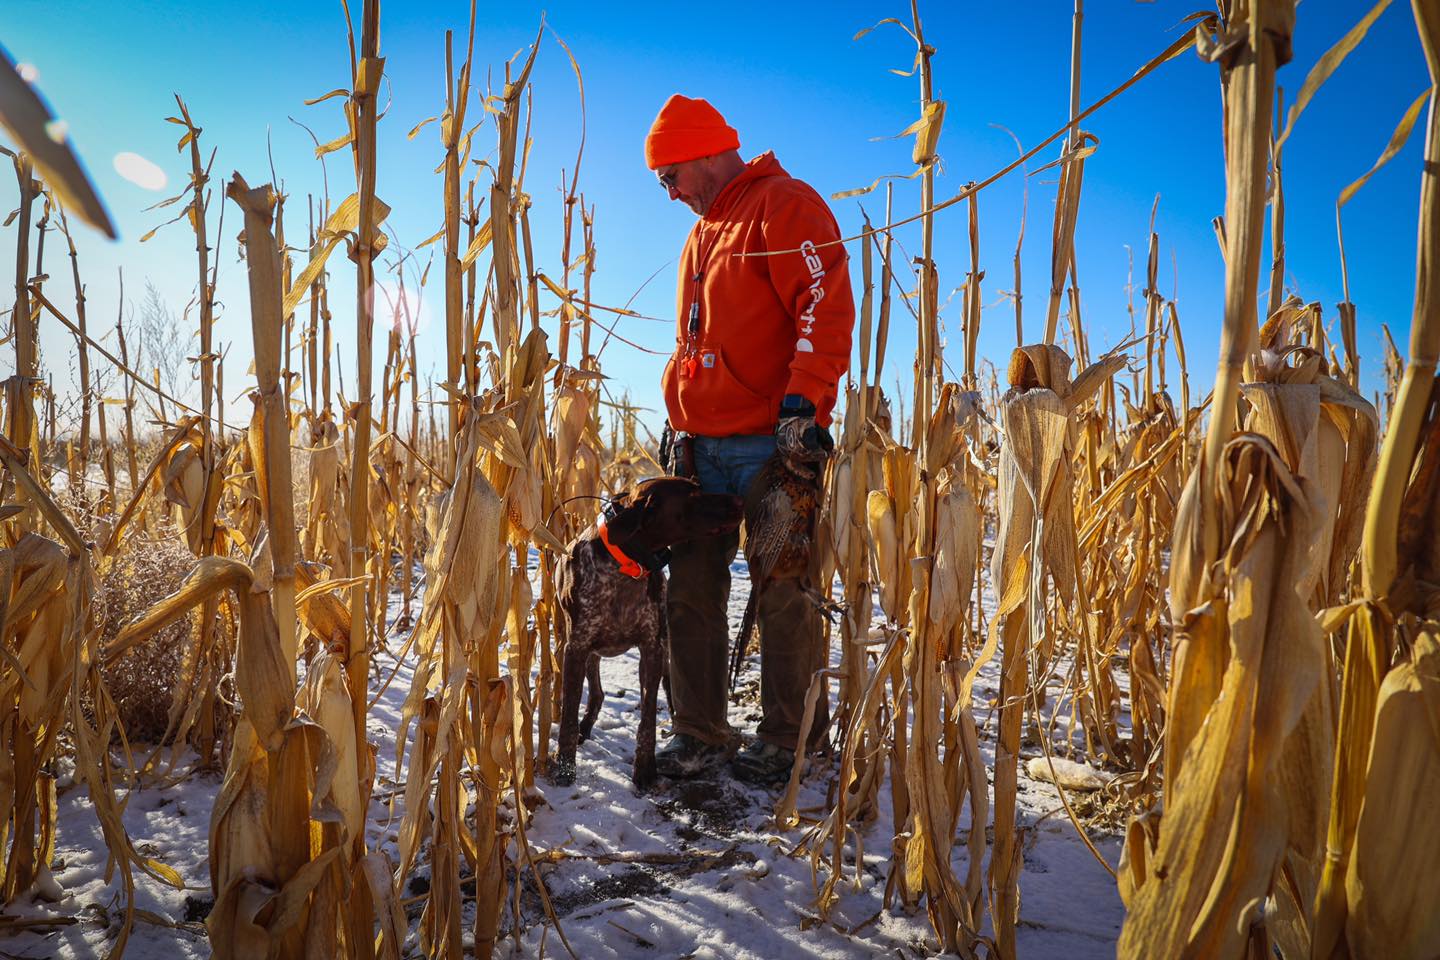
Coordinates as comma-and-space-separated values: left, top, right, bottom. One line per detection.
551, 477, 743, 790
554, 529, 668, 788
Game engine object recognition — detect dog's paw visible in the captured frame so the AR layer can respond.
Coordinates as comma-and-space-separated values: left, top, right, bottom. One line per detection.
631, 760, 657, 791
549, 757, 577, 787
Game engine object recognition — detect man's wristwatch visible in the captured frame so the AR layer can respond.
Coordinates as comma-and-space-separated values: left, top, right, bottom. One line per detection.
779, 393, 815, 418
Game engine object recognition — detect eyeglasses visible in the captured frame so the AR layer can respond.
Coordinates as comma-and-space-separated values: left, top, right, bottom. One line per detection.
657, 169, 678, 191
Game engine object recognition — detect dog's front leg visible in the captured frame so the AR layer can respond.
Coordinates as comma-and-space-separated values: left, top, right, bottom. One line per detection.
552, 642, 588, 786
578, 657, 604, 743
633, 642, 661, 789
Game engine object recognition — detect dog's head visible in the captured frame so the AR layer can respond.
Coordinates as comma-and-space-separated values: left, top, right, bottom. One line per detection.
604, 477, 743, 554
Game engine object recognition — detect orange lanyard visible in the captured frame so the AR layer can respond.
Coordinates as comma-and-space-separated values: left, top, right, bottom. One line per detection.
679, 176, 757, 374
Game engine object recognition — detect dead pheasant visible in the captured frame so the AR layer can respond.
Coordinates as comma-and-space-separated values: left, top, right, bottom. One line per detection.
727, 452, 838, 695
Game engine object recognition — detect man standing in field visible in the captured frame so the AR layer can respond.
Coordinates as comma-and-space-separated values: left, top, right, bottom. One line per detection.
645, 94, 855, 784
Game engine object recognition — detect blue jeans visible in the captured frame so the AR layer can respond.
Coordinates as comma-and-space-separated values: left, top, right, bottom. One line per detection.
689, 434, 777, 498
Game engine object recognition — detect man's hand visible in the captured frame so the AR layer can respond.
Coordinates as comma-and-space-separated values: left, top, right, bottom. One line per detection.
775, 395, 833, 480
660, 421, 696, 479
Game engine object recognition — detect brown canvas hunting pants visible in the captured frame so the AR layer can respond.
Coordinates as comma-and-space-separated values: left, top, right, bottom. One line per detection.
665, 434, 828, 751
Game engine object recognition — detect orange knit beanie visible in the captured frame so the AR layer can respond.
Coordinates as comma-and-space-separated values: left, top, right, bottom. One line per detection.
644, 95, 740, 169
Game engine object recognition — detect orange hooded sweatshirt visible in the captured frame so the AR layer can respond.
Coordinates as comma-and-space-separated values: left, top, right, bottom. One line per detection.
662, 152, 854, 436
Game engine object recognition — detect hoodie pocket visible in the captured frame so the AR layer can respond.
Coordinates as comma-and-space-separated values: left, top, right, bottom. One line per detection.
676, 345, 772, 431
710, 346, 771, 425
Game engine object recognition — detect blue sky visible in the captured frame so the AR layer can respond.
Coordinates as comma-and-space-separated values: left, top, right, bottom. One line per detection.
0, 1, 1430, 436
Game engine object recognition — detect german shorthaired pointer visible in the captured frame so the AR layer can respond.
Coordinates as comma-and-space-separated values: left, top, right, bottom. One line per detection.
551, 477, 743, 789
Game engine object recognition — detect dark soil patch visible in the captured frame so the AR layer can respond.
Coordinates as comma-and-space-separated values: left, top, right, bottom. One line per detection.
183, 895, 213, 923
652, 777, 756, 842
546, 866, 670, 916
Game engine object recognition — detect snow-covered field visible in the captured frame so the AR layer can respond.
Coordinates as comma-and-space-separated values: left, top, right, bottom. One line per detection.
1, 557, 1125, 959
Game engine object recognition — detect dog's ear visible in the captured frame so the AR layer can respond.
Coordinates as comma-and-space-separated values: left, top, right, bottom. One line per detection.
605, 500, 645, 542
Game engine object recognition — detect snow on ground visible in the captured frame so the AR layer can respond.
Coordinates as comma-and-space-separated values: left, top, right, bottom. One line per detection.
1, 554, 1125, 959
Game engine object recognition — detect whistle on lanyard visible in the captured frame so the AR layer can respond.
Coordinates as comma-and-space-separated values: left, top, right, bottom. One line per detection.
683, 300, 702, 378
683, 266, 705, 377
685, 348, 717, 379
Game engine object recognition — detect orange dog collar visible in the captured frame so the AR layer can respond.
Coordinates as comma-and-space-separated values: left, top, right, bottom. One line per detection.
597, 520, 647, 579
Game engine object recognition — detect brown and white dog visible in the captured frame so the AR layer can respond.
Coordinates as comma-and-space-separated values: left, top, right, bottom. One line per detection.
551, 477, 743, 789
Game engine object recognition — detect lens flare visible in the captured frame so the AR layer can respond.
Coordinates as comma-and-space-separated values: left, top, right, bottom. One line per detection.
370, 278, 431, 337
113, 152, 167, 191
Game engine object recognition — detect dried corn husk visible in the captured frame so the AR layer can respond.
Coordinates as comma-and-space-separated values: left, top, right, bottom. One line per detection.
927, 476, 979, 636
1311, 7, 1440, 953
0, 533, 70, 905
1341, 626, 1440, 958
989, 353, 1070, 959
303, 415, 350, 567
207, 719, 341, 960
900, 383, 986, 955
162, 434, 206, 553
866, 488, 901, 618
206, 721, 278, 959
1118, 435, 1325, 958
301, 649, 364, 841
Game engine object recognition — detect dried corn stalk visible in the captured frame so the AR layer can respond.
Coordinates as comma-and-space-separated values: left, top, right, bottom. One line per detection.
1072, 386, 1184, 772
1311, 2, 1440, 955
870, 435, 917, 893
394, 415, 504, 958
2, 433, 189, 955
1119, 3, 1302, 955
392, 34, 547, 953
1162, 0, 1294, 806
0, 532, 72, 904
1118, 434, 1325, 958
989, 343, 1119, 958
796, 224, 892, 915
900, 383, 985, 955
1228, 302, 1377, 957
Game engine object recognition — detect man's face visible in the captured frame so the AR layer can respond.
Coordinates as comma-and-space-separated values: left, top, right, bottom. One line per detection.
656, 156, 720, 217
